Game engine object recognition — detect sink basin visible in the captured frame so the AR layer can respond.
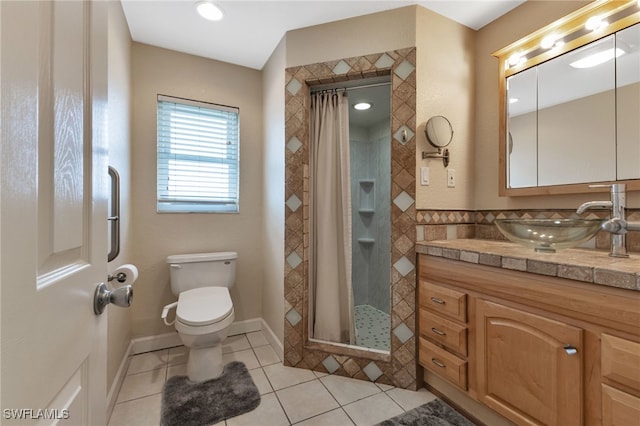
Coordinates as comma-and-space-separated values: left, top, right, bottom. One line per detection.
494, 218, 604, 253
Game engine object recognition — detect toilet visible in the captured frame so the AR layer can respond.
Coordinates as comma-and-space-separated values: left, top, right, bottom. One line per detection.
161, 251, 237, 382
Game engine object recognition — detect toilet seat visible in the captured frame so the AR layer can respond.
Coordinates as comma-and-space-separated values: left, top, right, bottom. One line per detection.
177, 287, 233, 326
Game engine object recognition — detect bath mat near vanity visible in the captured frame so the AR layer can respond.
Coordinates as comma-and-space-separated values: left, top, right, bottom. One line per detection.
376, 398, 477, 426
160, 361, 260, 426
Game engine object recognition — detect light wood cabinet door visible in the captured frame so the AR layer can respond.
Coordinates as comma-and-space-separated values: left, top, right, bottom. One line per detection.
476, 300, 583, 426
601, 334, 640, 392
602, 384, 640, 426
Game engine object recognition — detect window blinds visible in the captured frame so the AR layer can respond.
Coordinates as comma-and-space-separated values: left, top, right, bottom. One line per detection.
157, 95, 239, 213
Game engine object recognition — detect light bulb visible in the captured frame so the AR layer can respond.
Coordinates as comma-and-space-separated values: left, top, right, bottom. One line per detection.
354, 102, 371, 111
196, 1, 224, 21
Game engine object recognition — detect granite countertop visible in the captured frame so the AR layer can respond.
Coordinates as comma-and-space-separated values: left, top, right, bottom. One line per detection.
416, 239, 640, 291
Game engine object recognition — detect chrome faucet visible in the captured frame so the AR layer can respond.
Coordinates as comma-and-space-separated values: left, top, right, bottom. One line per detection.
577, 184, 640, 258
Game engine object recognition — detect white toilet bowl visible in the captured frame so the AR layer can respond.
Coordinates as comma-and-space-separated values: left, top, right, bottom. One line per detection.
162, 281, 235, 381
162, 251, 238, 381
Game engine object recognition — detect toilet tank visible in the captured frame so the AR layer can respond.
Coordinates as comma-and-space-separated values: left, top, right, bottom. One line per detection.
166, 252, 237, 295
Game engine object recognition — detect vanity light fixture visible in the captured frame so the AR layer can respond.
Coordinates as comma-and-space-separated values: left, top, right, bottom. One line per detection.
541, 34, 557, 49
585, 15, 607, 31
541, 34, 565, 51
507, 52, 526, 68
569, 47, 625, 68
196, 1, 224, 21
353, 102, 371, 111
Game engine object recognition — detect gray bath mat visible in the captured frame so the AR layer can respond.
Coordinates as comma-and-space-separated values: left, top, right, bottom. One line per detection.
376, 398, 477, 426
161, 361, 260, 426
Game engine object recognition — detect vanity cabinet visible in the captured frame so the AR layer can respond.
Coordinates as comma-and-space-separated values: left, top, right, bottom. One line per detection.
418, 281, 468, 389
476, 300, 582, 425
417, 254, 640, 426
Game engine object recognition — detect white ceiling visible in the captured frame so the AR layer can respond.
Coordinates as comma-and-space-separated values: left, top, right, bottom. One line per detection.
120, 0, 526, 70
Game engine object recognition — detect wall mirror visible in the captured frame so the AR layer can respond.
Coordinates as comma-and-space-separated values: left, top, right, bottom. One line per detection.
425, 115, 453, 148
423, 115, 453, 166
494, 0, 640, 196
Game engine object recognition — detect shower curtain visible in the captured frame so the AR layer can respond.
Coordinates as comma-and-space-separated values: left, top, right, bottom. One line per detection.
309, 91, 355, 345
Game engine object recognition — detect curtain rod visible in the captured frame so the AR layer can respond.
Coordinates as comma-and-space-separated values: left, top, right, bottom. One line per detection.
310, 81, 391, 94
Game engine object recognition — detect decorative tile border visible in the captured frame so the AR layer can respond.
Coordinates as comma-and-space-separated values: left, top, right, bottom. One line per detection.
416, 209, 640, 253
284, 49, 418, 390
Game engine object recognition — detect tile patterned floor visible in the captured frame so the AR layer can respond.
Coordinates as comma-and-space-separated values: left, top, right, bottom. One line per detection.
354, 305, 390, 352
108, 331, 436, 426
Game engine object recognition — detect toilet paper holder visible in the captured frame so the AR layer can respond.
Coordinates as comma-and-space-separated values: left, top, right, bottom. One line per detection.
108, 272, 128, 283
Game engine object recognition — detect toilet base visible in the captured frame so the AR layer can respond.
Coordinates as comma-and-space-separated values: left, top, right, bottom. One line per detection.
186, 344, 224, 382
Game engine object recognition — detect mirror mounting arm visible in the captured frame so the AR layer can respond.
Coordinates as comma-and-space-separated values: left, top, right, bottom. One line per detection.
422, 148, 450, 167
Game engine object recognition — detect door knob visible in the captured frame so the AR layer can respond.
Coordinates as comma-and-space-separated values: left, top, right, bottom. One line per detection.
94, 282, 133, 315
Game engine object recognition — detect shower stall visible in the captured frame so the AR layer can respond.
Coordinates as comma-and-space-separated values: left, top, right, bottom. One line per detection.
310, 79, 391, 353
349, 84, 391, 351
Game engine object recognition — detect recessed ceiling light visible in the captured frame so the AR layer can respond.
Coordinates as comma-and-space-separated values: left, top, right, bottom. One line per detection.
354, 102, 371, 111
196, 1, 224, 21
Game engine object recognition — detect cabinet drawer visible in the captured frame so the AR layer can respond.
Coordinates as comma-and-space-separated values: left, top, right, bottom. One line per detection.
601, 334, 640, 392
419, 280, 466, 322
602, 384, 640, 426
419, 337, 467, 390
419, 309, 467, 356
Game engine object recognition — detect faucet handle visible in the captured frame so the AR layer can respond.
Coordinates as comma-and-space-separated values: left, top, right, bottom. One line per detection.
588, 183, 626, 193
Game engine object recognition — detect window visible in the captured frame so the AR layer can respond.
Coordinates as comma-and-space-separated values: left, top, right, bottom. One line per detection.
157, 95, 239, 213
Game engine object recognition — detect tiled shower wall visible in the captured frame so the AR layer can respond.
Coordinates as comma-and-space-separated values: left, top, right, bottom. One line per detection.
417, 209, 640, 253
284, 48, 419, 389
351, 122, 391, 313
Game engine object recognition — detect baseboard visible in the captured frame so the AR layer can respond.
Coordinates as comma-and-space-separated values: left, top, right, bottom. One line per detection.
106, 340, 134, 422
228, 317, 263, 336
260, 319, 284, 361
129, 317, 268, 355
131, 332, 182, 355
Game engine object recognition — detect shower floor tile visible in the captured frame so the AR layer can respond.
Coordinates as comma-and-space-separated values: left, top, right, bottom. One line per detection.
354, 304, 390, 351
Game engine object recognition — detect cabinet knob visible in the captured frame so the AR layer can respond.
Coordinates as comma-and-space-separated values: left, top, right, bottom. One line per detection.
430, 297, 446, 305
564, 345, 578, 355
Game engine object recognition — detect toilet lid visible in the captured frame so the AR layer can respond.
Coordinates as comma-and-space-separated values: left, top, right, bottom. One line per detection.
176, 287, 233, 326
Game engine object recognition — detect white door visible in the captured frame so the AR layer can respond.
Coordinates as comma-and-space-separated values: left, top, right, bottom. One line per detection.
1, 1, 108, 425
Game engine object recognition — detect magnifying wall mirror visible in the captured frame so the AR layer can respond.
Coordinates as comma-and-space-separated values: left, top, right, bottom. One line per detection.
422, 115, 453, 166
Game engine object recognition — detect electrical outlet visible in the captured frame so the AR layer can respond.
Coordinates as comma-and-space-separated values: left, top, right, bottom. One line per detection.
420, 167, 430, 186
447, 169, 456, 187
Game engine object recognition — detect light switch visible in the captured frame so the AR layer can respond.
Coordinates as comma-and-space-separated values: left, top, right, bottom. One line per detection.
420, 167, 430, 186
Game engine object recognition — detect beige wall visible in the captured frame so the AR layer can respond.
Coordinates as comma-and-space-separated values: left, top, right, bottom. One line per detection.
106, 0, 132, 392
285, 5, 475, 210
415, 7, 475, 210
130, 43, 264, 337
261, 36, 286, 345
286, 6, 416, 67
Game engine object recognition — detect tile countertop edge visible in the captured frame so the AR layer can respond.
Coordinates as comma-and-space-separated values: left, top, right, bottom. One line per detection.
416, 239, 640, 292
